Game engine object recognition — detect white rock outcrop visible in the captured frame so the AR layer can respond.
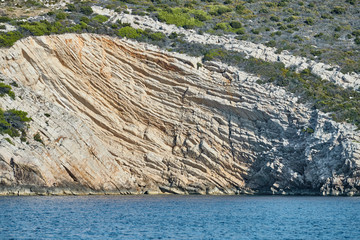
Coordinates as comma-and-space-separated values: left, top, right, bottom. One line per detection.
0, 34, 359, 195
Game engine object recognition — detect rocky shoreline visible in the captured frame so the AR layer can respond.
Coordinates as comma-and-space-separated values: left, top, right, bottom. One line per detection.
0, 185, 355, 196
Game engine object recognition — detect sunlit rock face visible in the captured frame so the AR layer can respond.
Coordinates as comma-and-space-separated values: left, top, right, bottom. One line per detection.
0, 34, 359, 195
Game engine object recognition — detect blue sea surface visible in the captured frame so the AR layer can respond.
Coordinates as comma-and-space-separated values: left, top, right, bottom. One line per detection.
0, 195, 359, 239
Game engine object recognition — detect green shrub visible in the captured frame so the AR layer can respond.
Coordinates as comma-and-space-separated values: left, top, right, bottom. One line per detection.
236, 28, 246, 35
117, 26, 143, 39
0, 108, 31, 137
6, 109, 32, 123
55, 12, 68, 20
331, 6, 346, 14
149, 32, 166, 41
304, 17, 314, 25
235, 4, 246, 14
192, 10, 211, 22
203, 49, 225, 61
80, 6, 93, 16
80, 16, 90, 24
278, 24, 287, 30
0, 31, 23, 47
251, 28, 260, 34
352, 30, 360, 37
157, 8, 205, 28
333, 33, 340, 39
278, 0, 288, 7
20, 21, 51, 36
147, 5, 156, 12
346, 0, 356, 5
334, 26, 342, 32
321, 13, 334, 19
210, 6, 232, 16
230, 21, 242, 29
66, 4, 76, 12
265, 40, 276, 47
93, 15, 109, 23
270, 15, 280, 22
303, 127, 314, 133
0, 16, 11, 23
285, 16, 296, 22
214, 22, 231, 31
4, 137, 14, 145
33, 132, 44, 144
0, 83, 15, 99
169, 32, 178, 39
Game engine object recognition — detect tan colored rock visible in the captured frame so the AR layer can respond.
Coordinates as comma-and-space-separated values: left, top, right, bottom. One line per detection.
0, 34, 359, 195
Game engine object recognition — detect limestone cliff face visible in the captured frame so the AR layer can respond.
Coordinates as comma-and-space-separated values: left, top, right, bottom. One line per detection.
0, 34, 359, 195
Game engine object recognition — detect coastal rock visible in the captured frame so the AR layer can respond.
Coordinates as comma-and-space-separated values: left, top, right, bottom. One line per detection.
0, 34, 359, 195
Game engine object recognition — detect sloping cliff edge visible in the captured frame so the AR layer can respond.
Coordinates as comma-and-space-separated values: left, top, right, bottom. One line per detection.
0, 34, 360, 196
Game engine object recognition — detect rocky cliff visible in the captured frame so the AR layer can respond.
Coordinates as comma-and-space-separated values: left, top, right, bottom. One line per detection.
0, 34, 359, 196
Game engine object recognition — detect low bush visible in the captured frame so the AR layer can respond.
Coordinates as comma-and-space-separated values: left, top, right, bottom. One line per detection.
0, 108, 31, 137
55, 12, 68, 20
0, 16, 11, 23
0, 31, 23, 47
80, 6, 93, 16
352, 30, 360, 37
209, 5, 232, 16
66, 4, 77, 12
148, 32, 166, 41
230, 21, 242, 29
203, 49, 226, 61
33, 132, 44, 144
0, 83, 15, 99
270, 15, 280, 22
20, 21, 52, 36
304, 17, 314, 25
92, 15, 109, 23
117, 26, 143, 39
331, 6, 346, 14
157, 8, 205, 28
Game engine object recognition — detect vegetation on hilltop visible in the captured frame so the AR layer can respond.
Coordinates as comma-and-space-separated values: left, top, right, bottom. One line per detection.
91, 0, 360, 74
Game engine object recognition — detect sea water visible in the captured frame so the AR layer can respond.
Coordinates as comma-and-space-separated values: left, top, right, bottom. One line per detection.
0, 195, 359, 239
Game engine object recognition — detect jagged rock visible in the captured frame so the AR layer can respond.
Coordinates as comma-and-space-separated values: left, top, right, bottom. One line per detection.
0, 34, 359, 195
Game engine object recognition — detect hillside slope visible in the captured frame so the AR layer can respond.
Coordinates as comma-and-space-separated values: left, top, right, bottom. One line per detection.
0, 34, 359, 195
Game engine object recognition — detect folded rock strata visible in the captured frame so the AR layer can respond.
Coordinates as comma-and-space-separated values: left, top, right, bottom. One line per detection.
0, 34, 359, 195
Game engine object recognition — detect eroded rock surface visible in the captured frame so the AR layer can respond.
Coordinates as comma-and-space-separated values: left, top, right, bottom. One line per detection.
0, 34, 359, 195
